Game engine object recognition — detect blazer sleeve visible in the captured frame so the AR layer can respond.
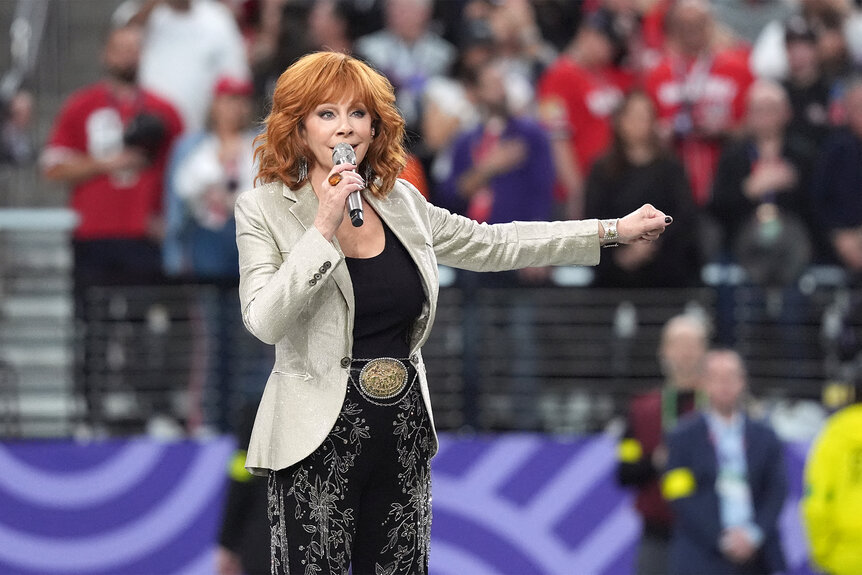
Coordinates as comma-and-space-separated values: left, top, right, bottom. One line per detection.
424, 198, 601, 271
235, 190, 343, 344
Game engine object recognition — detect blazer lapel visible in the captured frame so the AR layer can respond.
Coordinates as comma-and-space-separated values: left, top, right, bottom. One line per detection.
283, 182, 355, 313
743, 416, 759, 486
698, 414, 719, 478
284, 181, 316, 227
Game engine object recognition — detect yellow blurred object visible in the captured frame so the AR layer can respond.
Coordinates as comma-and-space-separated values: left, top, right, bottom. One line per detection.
618, 438, 644, 463
822, 382, 856, 410
662, 467, 696, 500
228, 450, 253, 482
801, 404, 862, 575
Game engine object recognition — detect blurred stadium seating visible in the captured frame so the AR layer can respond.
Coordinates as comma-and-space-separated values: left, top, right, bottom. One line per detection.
0, 0, 855, 440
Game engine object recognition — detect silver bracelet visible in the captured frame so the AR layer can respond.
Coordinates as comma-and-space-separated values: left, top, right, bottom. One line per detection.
600, 218, 620, 248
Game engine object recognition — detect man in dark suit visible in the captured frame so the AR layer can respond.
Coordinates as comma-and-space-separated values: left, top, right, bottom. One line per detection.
662, 349, 787, 575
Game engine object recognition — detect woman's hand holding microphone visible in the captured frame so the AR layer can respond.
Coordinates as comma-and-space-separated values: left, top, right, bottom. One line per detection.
313, 163, 365, 241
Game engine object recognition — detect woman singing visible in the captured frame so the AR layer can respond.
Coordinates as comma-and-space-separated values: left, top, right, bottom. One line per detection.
237, 51, 671, 575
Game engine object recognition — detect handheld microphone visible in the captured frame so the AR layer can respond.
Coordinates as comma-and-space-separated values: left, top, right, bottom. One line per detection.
331, 142, 363, 227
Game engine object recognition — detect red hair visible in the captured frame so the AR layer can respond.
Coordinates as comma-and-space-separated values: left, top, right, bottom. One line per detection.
254, 51, 407, 198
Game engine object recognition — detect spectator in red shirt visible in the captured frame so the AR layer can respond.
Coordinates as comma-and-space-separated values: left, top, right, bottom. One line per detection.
40, 24, 183, 426
645, 0, 753, 207
537, 8, 632, 219
641, 0, 672, 71
42, 23, 182, 282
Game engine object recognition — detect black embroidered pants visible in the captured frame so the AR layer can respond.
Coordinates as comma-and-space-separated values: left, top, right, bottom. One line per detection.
268, 366, 433, 575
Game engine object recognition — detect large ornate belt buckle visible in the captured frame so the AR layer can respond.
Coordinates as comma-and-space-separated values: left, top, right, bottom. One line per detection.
358, 358, 408, 400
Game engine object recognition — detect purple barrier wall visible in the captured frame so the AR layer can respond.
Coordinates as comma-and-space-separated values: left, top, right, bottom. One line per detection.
430, 434, 813, 575
0, 437, 233, 574
0, 434, 812, 574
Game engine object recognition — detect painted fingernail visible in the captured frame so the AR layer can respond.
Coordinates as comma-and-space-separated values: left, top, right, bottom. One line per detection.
664, 216, 673, 224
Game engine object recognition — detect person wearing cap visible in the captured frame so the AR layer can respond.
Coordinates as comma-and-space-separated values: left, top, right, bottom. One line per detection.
164, 74, 270, 432
165, 75, 257, 281
537, 8, 633, 219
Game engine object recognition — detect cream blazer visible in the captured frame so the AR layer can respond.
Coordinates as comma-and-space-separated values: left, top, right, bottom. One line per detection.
236, 178, 601, 475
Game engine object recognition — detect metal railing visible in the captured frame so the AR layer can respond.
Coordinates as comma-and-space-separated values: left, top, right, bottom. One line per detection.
3, 270, 853, 438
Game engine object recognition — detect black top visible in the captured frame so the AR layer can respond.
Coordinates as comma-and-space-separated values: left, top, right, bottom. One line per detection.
584, 154, 702, 288
345, 223, 425, 359
813, 127, 862, 230
783, 76, 831, 150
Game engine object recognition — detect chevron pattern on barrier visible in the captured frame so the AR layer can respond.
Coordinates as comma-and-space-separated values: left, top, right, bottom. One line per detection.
429, 434, 814, 575
0, 434, 813, 574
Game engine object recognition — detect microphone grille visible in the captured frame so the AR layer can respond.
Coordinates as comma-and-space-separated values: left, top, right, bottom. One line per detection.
332, 142, 356, 165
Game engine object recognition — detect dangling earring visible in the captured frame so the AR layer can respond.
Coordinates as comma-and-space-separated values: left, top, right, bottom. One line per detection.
297, 157, 308, 182
364, 163, 374, 186
371, 127, 376, 138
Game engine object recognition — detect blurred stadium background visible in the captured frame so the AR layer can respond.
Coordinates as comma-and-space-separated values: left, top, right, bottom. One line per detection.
0, 0, 856, 573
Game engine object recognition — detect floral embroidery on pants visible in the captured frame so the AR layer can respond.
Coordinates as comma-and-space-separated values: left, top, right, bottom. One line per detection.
269, 372, 432, 575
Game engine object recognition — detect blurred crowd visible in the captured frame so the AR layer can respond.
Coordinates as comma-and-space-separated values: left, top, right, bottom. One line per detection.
2, 0, 859, 433
8, 0, 862, 297
4, 3, 862, 571
616, 312, 862, 575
